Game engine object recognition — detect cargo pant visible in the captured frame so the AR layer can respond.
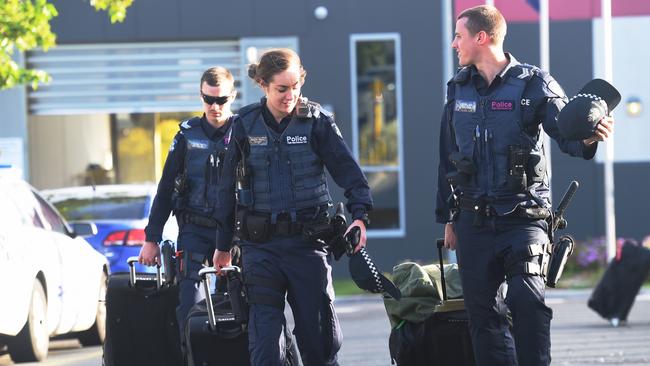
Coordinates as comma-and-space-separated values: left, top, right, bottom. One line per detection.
454, 212, 552, 366
242, 235, 342, 366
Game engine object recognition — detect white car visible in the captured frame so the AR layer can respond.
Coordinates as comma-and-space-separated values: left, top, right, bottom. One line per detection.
0, 171, 109, 363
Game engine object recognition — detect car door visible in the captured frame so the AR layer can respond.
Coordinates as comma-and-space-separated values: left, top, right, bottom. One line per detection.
32, 191, 91, 334
0, 186, 32, 335
0, 180, 63, 337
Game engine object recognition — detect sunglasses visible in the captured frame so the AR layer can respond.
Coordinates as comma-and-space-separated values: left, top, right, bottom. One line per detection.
201, 93, 231, 105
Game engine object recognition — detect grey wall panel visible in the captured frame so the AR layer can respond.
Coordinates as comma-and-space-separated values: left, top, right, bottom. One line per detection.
179, 1, 254, 38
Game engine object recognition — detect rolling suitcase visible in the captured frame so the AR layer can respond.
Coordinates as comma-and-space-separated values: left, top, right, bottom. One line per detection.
103, 246, 182, 366
185, 266, 301, 366
588, 240, 650, 326
185, 266, 251, 366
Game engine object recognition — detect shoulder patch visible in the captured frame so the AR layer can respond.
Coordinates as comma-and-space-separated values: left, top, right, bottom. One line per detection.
179, 117, 200, 130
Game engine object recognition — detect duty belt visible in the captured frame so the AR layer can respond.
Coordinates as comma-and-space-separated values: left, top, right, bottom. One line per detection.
266, 216, 303, 236
457, 197, 551, 226
179, 212, 218, 228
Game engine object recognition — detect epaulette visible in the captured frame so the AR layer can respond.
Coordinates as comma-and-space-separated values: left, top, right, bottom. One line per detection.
307, 100, 325, 119
178, 116, 201, 131
509, 63, 540, 82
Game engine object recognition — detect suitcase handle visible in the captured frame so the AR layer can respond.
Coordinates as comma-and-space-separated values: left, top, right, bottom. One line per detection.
198, 266, 241, 330
127, 256, 162, 289
436, 239, 448, 301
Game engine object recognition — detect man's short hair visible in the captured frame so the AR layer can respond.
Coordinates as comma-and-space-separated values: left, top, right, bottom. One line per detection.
200, 66, 234, 90
458, 5, 507, 45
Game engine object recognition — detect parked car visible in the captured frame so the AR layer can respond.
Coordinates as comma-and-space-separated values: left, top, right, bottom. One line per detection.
0, 170, 109, 363
41, 184, 178, 274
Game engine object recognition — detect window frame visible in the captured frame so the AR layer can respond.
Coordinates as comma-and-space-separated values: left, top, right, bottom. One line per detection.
349, 33, 406, 238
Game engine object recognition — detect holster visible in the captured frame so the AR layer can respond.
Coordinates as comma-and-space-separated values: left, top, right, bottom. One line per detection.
545, 235, 575, 288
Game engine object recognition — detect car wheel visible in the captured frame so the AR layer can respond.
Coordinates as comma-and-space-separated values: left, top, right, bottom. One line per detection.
78, 272, 107, 346
7, 279, 49, 363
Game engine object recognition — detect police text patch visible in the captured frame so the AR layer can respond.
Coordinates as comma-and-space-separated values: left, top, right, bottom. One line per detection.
490, 100, 515, 111
286, 135, 309, 145
455, 100, 477, 113
248, 136, 268, 146
187, 139, 209, 149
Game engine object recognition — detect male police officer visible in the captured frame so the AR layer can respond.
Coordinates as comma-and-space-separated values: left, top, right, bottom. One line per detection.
139, 66, 237, 336
436, 6, 613, 366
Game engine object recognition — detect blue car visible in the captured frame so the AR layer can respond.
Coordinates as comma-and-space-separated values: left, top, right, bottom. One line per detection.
42, 184, 178, 274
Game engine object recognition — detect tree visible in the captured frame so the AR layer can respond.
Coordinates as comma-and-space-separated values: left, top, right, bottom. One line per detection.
0, 0, 133, 90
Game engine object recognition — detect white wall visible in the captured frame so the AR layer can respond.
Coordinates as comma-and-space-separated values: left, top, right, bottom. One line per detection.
593, 16, 649, 163
28, 114, 112, 189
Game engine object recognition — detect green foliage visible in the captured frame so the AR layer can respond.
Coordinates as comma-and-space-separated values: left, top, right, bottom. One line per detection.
0, 0, 57, 89
90, 0, 133, 23
0, 0, 133, 90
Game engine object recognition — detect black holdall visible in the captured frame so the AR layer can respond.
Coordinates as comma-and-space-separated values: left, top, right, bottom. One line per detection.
557, 78, 621, 140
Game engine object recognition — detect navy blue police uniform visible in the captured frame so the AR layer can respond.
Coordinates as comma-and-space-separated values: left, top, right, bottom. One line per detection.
215, 98, 373, 366
145, 115, 233, 336
435, 54, 597, 366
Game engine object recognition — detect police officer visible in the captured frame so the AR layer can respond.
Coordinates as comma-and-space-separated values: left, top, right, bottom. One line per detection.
213, 48, 373, 366
138, 66, 237, 336
436, 6, 613, 366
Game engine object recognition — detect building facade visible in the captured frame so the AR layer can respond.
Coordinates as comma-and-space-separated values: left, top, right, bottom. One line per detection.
1, 0, 649, 271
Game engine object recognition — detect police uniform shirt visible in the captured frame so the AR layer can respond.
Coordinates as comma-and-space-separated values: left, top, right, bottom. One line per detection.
435, 53, 598, 224
144, 115, 234, 243
215, 99, 373, 252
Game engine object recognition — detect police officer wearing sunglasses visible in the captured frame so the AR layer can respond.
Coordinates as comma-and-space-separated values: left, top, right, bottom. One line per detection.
213, 48, 373, 366
139, 66, 237, 339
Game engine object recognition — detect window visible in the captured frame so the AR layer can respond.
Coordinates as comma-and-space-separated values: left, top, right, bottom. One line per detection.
34, 193, 67, 234
350, 34, 405, 236
51, 195, 148, 221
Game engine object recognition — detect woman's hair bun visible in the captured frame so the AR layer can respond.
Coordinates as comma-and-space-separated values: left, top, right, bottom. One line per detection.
247, 64, 258, 80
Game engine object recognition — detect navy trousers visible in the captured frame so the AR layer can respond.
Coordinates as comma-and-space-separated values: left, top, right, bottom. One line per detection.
175, 223, 216, 337
242, 235, 342, 366
454, 212, 552, 366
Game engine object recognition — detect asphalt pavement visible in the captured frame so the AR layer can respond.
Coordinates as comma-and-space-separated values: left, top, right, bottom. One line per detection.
1, 289, 649, 365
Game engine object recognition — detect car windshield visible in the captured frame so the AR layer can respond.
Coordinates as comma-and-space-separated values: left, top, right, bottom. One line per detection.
51, 196, 148, 221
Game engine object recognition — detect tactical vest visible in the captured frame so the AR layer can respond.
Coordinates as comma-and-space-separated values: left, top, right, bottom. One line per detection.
450, 65, 546, 201
240, 104, 331, 217
180, 117, 231, 216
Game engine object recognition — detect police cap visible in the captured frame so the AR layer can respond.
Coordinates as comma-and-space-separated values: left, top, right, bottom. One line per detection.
557, 78, 621, 140
349, 247, 401, 300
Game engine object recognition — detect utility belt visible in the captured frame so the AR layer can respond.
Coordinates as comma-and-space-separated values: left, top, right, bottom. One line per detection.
236, 209, 314, 243
178, 211, 218, 228
457, 197, 550, 226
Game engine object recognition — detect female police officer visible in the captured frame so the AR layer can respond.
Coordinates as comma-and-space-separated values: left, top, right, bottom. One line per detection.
212, 48, 373, 366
